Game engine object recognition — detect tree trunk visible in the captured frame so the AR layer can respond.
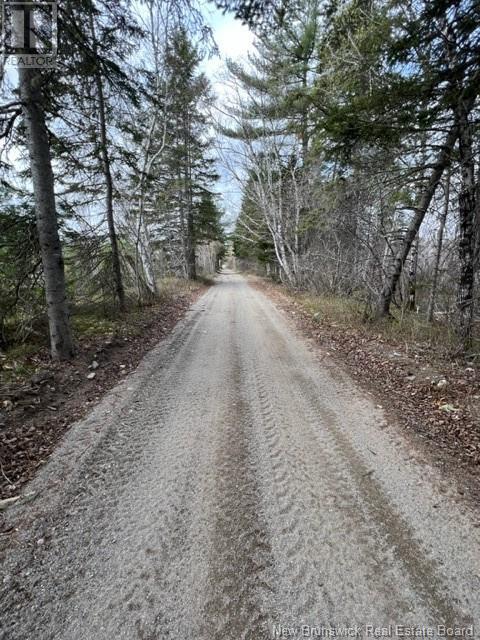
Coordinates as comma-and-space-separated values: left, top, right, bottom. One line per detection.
455, 101, 476, 347
427, 171, 450, 322
407, 237, 419, 312
186, 205, 196, 280
184, 115, 196, 280
18, 68, 74, 360
136, 220, 158, 299
474, 171, 480, 272
376, 124, 458, 318
89, 10, 126, 311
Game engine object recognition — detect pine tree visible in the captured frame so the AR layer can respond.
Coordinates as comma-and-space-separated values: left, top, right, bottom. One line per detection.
149, 28, 218, 279
226, 0, 320, 162
57, 0, 142, 310
316, 0, 480, 325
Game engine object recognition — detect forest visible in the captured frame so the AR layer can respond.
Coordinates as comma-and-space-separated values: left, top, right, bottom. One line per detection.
1, 3, 480, 633
229, 0, 480, 354
1, 0, 479, 364
1, 0, 225, 362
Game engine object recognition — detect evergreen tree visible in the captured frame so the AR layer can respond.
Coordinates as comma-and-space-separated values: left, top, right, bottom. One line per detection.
149, 28, 219, 279
226, 0, 320, 162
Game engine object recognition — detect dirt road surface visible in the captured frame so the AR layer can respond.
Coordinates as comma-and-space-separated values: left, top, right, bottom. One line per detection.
1, 273, 479, 639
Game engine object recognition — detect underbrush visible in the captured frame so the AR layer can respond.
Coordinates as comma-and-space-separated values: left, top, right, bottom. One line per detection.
291, 292, 479, 362
0, 277, 206, 384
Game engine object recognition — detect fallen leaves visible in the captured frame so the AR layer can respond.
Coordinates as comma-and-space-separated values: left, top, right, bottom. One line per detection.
0, 496, 20, 510
254, 278, 480, 477
0, 284, 207, 498
439, 403, 459, 413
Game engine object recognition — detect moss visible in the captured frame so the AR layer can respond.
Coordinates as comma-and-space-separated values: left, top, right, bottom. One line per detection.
72, 314, 117, 337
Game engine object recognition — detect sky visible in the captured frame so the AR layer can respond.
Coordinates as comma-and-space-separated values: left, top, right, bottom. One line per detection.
208, 7, 255, 56
199, 5, 256, 227
0, 3, 256, 228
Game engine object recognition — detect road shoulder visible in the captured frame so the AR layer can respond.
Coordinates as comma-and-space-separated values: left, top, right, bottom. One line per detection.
251, 276, 480, 511
0, 281, 208, 502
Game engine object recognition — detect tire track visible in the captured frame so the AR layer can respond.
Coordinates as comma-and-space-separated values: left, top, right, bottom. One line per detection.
242, 284, 475, 630
201, 299, 274, 640
1, 273, 479, 640
1, 284, 226, 640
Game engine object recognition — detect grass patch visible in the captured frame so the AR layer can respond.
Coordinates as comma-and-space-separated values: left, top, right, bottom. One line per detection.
71, 277, 206, 338
72, 314, 117, 337
297, 294, 364, 327
157, 276, 209, 296
293, 292, 478, 358
1, 276, 208, 387
375, 313, 460, 350
0, 342, 40, 382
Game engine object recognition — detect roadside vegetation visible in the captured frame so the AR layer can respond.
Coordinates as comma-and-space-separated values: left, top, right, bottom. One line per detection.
0, 1, 227, 496
294, 293, 475, 360
1, 1, 225, 366
254, 278, 480, 500
228, 0, 480, 358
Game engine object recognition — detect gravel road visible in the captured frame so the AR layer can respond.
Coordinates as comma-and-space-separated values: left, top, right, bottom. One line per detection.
1, 273, 480, 639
